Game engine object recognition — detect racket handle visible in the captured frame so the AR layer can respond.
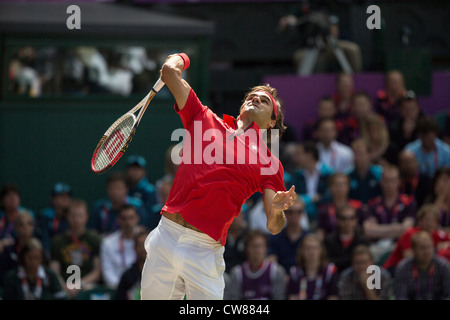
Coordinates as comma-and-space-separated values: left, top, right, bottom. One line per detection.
153, 77, 165, 92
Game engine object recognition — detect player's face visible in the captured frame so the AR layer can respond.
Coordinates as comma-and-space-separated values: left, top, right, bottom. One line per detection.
240, 92, 275, 129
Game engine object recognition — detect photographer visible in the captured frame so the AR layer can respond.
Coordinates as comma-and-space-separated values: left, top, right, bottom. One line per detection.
279, 1, 362, 74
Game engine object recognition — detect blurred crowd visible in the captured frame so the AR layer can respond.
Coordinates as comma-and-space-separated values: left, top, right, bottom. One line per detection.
1, 66, 450, 300
8, 46, 164, 97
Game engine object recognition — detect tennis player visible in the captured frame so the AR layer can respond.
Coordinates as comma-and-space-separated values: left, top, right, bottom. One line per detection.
140, 53, 297, 300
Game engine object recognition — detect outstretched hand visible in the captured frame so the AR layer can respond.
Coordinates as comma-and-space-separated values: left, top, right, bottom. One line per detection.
272, 185, 297, 212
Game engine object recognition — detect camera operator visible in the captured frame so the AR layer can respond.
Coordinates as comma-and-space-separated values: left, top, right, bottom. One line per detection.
279, 0, 362, 74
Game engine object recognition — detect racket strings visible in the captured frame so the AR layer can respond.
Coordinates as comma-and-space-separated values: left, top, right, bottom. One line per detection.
93, 115, 135, 171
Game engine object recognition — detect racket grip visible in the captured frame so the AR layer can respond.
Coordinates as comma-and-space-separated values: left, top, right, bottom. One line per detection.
153, 77, 165, 92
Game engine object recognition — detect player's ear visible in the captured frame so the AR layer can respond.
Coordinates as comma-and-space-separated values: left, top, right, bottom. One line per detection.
268, 119, 276, 129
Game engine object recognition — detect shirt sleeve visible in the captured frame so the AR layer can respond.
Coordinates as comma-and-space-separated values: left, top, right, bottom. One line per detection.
260, 159, 286, 193
174, 88, 208, 130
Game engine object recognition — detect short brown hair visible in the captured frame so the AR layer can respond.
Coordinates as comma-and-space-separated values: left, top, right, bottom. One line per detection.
244, 84, 287, 138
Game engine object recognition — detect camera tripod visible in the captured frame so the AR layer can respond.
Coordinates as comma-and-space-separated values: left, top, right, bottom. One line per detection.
297, 33, 354, 76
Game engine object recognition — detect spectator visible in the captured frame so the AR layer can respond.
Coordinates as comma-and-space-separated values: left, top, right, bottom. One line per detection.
0, 210, 36, 288
359, 113, 390, 166
0, 183, 35, 241
323, 205, 371, 274
347, 138, 383, 204
286, 233, 339, 300
155, 144, 180, 205
224, 207, 248, 273
284, 141, 334, 223
125, 155, 158, 230
383, 203, 450, 275
316, 117, 354, 173
364, 165, 417, 264
90, 171, 146, 235
316, 173, 366, 240
3, 238, 67, 300
115, 230, 149, 300
337, 244, 392, 300
404, 116, 450, 178
50, 199, 102, 299
268, 197, 310, 273
38, 182, 73, 260
336, 91, 373, 146
374, 69, 407, 123
226, 230, 287, 300
394, 231, 450, 300
301, 95, 336, 142
100, 204, 145, 290
386, 91, 426, 165
333, 72, 355, 121
398, 150, 431, 208
423, 167, 450, 233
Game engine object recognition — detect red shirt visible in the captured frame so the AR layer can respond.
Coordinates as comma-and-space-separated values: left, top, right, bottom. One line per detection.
162, 89, 286, 245
383, 226, 450, 269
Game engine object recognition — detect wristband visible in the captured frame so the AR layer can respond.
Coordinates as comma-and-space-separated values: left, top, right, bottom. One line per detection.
177, 53, 190, 71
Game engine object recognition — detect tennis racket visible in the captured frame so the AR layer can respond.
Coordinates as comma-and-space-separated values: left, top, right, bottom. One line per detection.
90, 77, 165, 174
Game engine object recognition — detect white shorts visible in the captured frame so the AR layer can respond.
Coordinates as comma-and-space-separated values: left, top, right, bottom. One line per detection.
140, 215, 225, 300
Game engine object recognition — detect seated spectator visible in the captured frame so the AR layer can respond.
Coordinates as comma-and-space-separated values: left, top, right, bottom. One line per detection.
373, 69, 407, 123
90, 171, 146, 235
0, 183, 35, 241
301, 96, 336, 142
398, 150, 431, 208
38, 182, 73, 259
386, 91, 426, 165
338, 244, 392, 300
359, 113, 390, 166
316, 118, 354, 173
364, 165, 417, 264
125, 155, 158, 230
316, 173, 366, 240
423, 167, 450, 233
224, 207, 249, 274
155, 144, 180, 205
3, 238, 68, 300
268, 197, 310, 273
226, 230, 287, 300
284, 141, 334, 223
286, 233, 338, 300
115, 230, 149, 300
100, 204, 145, 290
336, 91, 373, 146
347, 139, 383, 204
333, 72, 355, 121
323, 205, 371, 274
0, 210, 37, 288
404, 116, 450, 178
383, 204, 450, 275
50, 199, 102, 299
394, 231, 450, 300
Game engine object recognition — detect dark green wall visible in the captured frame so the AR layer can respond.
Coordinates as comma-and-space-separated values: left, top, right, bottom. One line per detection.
0, 96, 183, 214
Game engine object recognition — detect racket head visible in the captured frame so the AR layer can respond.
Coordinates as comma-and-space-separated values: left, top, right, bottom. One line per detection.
91, 113, 137, 174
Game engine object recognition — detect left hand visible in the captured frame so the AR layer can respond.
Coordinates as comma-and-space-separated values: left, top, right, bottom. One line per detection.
272, 185, 297, 212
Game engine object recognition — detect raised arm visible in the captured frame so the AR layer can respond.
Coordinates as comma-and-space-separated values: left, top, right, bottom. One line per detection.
160, 53, 191, 111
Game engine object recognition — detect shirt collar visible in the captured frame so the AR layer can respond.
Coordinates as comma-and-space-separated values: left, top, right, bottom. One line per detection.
222, 114, 261, 132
